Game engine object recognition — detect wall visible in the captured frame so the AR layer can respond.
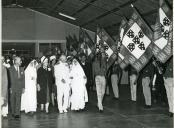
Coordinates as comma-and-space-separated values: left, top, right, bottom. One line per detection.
2, 8, 96, 42
2, 8, 36, 40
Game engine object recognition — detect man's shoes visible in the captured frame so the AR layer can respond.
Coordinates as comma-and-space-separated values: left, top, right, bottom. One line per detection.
131, 99, 136, 102
169, 112, 173, 117
99, 109, 103, 113
2, 115, 8, 119
113, 97, 119, 100
63, 109, 68, 113
14, 115, 20, 118
144, 105, 152, 109
46, 109, 49, 114
59, 110, 63, 114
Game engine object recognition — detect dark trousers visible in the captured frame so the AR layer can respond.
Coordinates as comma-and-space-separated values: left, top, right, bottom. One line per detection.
154, 84, 167, 103
11, 91, 22, 116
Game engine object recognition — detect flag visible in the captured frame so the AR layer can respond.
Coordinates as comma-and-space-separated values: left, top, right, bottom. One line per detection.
121, 6, 153, 72
117, 18, 130, 69
153, 0, 173, 63
72, 34, 79, 51
66, 35, 77, 56
96, 27, 117, 69
79, 28, 95, 59
66, 35, 71, 51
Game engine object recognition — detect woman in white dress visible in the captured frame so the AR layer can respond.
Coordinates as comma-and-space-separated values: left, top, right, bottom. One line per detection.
21, 60, 38, 114
69, 59, 88, 111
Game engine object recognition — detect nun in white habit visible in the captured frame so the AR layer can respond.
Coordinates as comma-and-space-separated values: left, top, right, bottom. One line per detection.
69, 59, 88, 111
21, 60, 38, 114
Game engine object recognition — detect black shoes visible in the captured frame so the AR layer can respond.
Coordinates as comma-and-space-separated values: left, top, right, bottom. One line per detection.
144, 105, 152, 109
169, 112, 173, 117
99, 110, 103, 113
113, 97, 119, 100
14, 115, 20, 119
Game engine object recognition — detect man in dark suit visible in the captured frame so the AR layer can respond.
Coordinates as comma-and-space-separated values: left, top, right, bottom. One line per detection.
9, 56, 25, 118
80, 54, 93, 92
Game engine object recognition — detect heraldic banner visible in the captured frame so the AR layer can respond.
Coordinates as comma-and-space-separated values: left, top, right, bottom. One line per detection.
153, 0, 173, 63
120, 6, 153, 72
117, 18, 130, 69
79, 28, 95, 59
96, 27, 117, 70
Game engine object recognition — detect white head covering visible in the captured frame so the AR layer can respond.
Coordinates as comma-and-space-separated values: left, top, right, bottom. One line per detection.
26, 60, 38, 70
50, 55, 56, 61
72, 59, 85, 77
25, 60, 38, 75
41, 56, 48, 63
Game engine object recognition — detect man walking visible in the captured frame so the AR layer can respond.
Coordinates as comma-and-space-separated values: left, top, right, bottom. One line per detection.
92, 52, 107, 112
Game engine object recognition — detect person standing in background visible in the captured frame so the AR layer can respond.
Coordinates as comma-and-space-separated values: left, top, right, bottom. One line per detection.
49, 55, 57, 107
129, 66, 138, 102
152, 60, 166, 105
163, 57, 173, 117
9, 56, 25, 118
110, 60, 122, 100
1, 56, 9, 117
92, 52, 107, 112
80, 53, 93, 92
37, 56, 53, 113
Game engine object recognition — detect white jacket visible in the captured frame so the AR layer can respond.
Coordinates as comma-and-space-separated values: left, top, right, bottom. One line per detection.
54, 62, 70, 85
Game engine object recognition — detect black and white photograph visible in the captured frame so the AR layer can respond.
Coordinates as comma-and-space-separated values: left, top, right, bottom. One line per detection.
1, 0, 173, 128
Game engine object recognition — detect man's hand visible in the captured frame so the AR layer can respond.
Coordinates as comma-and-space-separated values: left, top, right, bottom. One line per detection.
37, 84, 41, 91
61, 79, 66, 83
22, 88, 25, 94
83, 76, 87, 79
152, 87, 156, 91
10, 88, 12, 94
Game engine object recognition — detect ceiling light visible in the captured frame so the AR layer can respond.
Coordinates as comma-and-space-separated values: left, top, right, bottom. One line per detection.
59, 13, 76, 20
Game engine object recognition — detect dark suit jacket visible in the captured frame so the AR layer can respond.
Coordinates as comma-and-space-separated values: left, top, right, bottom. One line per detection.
9, 66, 25, 93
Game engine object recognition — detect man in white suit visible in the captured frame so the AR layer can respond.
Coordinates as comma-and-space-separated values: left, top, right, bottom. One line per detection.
54, 54, 70, 114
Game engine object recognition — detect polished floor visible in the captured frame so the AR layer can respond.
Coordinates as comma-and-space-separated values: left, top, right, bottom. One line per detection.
2, 85, 173, 128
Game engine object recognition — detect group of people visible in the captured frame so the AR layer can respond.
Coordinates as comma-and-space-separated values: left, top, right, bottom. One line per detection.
1, 50, 173, 119
1, 53, 89, 118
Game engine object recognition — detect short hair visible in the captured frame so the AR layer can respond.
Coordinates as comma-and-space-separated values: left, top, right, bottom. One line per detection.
14, 56, 21, 61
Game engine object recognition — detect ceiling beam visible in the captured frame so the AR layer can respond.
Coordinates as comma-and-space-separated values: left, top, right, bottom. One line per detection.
71, 0, 98, 16
74, 0, 123, 19
81, 0, 137, 27
104, 22, 120, 29
50, 0, 65, 12
104, 9, 157, 29
143, 9, 157, 17
21, 0, 31, 7
33, 0, 40, 7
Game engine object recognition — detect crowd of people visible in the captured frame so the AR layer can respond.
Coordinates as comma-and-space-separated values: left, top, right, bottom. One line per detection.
1, 49, 173, 119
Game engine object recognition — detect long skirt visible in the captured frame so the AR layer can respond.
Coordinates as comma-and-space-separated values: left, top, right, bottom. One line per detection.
70, 79, 88, 110
21, 81, 37, 113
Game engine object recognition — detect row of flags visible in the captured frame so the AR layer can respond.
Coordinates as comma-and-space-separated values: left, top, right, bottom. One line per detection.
66, 0, 172, 72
